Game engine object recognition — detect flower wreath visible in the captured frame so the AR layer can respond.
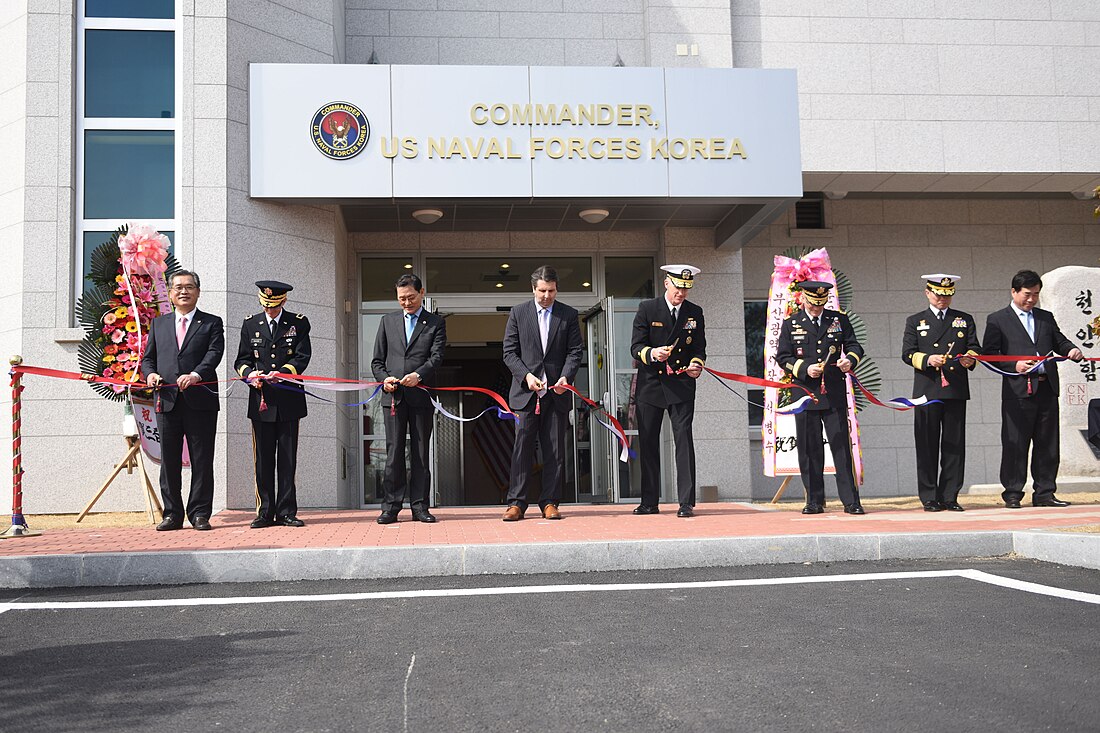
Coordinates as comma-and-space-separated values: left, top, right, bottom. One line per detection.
75, 224, 181, 401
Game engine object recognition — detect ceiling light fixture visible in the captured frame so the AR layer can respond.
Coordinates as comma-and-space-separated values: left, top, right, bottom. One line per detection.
582, 281, 591, 288
500, 263, 510, 269
578, 208, 609, 224
411, 208, 444, 224
403, 263, 413, 269
495, 283, 504, 288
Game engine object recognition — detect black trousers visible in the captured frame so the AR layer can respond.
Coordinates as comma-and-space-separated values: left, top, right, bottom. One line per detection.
506, 406, 567, 511
794, 406, 859, 507
914, 399, 967, 504
382, 402, 434, 514
155, 402, 218, 521
252, 418, 300, 520
636, 400, 696, 508
1000, 380, 1060, 502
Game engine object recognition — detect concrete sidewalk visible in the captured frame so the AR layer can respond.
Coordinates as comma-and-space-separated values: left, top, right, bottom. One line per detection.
1, 503, 1098, 588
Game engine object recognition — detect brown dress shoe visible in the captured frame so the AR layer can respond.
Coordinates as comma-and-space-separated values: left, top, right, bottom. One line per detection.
542, 504, 561, 520
502, 505, 524, 522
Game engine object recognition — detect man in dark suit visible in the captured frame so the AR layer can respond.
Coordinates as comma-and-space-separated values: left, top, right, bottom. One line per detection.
901, 275, 981, 512
234, 280, 312, 528
501, 265, 583, 521
630, 265, 707, 518
371, 273, 447, 524
140, 270, 225, 531
983, 269, 1082, 508
776, 280, 865, 515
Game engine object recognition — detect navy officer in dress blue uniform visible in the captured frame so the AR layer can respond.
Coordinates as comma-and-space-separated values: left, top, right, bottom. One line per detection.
233, 280, 312, 528
630, 264, 707, 518
775, 280, 865, 515
901, 274, 981, 512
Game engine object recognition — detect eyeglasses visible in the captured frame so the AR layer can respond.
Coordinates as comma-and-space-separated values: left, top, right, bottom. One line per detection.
171, 285, 198, 292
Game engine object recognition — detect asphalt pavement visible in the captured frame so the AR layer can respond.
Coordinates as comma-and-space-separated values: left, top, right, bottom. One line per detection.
1, 558, 1098, 732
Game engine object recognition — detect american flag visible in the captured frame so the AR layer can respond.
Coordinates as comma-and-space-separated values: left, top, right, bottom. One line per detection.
470, 368, 516, 497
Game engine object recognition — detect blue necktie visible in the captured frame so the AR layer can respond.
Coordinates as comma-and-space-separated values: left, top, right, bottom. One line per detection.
405, 312, 417, 343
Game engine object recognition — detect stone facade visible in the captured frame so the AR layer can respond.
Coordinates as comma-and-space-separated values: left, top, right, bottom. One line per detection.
1, 1, 1098, 514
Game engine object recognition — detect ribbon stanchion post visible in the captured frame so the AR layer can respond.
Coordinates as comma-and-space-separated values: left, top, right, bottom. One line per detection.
2, 355, 41, 538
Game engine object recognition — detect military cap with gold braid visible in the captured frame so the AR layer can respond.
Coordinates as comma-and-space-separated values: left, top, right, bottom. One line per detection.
256, 280, 293, 308
661, 264, 700, 289
923, 273, 959, 297
796, 280, 832, 306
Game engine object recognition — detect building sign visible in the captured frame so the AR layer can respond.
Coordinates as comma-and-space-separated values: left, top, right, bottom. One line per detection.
250, 64, 801, 199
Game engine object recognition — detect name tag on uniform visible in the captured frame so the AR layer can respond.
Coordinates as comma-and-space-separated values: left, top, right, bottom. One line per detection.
651, 321, 664, 327
250, 337, 265, 347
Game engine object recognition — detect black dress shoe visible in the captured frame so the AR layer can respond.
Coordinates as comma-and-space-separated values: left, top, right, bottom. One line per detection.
844, 504, 866, 515
412, 509, 437, 523
801, 503, 824, 515
632, 504, 659, 515
376, 512, 398, 525
250, 516, 276, 529
191, 516, 212, 531
942, 501, 965, 512
923, 501, 945, 512
1033, 496, 1071, 507
1004, 499, 1022, 509
156, 515, 183, 531
676, 505, 694, 518
277, 515, 305, 527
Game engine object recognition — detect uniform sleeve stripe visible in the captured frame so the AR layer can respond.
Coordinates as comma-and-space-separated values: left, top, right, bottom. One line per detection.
792, 359, 805, 378
282, 365, 298, 375
912, 352, 926, 370
639, 346, 650, 365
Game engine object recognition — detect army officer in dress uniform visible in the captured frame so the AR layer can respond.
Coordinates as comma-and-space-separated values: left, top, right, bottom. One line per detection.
630, 265, 707, 518
776, 280, 866, 515
901, 275, 980, 512
233, 280, 312, 528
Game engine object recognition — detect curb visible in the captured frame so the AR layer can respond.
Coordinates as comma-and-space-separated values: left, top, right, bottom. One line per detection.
7, 529, 1090, 589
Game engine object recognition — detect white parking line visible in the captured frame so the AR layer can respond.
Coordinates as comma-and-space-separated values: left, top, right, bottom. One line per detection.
1, 568, 1097, 613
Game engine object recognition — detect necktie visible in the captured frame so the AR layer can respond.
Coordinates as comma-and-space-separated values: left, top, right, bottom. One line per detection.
815, 316, 821, 329
670, 306, 678, 323
1022, 311, 1035, 341
268, 319, 277, 338
176, 316, 188, 348
937, 311, 944, 321
406, 312, 417, 344
539, 307, 550, 352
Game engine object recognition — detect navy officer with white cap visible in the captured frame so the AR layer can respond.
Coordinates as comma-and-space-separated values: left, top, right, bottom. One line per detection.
233, 280, 312, 528
630, 264, 707, 517
901, 274, 980, 511
776, 280, 865, 515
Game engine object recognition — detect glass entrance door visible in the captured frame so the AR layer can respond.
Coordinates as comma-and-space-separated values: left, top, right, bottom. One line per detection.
577, 303, 613, 502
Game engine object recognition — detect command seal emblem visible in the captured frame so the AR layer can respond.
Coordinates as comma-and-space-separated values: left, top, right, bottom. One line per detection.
310, 101, 369, 160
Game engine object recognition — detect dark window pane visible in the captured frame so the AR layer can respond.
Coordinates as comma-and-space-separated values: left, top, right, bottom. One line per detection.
86, 0, 174, 19
744, 300, 768, 426
605, 256, 654, 298
361, 258, 416, 302
425, 257, 593, 294
85, 130, 174, 219
86, 30, 174, 118
82, 230, 174, 291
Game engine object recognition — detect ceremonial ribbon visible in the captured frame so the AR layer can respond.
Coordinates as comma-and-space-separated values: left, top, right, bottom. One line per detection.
557, 384, 634, 462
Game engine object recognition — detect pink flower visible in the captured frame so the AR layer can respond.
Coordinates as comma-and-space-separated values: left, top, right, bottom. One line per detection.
118, 223, 169, 277
103, 313, 117, 325
110, 329, 125, 343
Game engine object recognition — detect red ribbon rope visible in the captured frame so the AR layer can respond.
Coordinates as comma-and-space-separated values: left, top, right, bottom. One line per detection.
696, 366, 817, 401
557, 384, 632, 456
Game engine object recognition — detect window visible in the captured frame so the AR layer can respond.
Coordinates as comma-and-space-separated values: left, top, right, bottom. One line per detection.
744, 299, 768, 427
361, 258, 416, 302
425, 257, 593, 294
76, 1, 179, 303
604, 256, 655, 298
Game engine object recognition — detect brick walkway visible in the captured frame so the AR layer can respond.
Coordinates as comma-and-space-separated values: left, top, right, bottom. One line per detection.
3, 502, 1098, 557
